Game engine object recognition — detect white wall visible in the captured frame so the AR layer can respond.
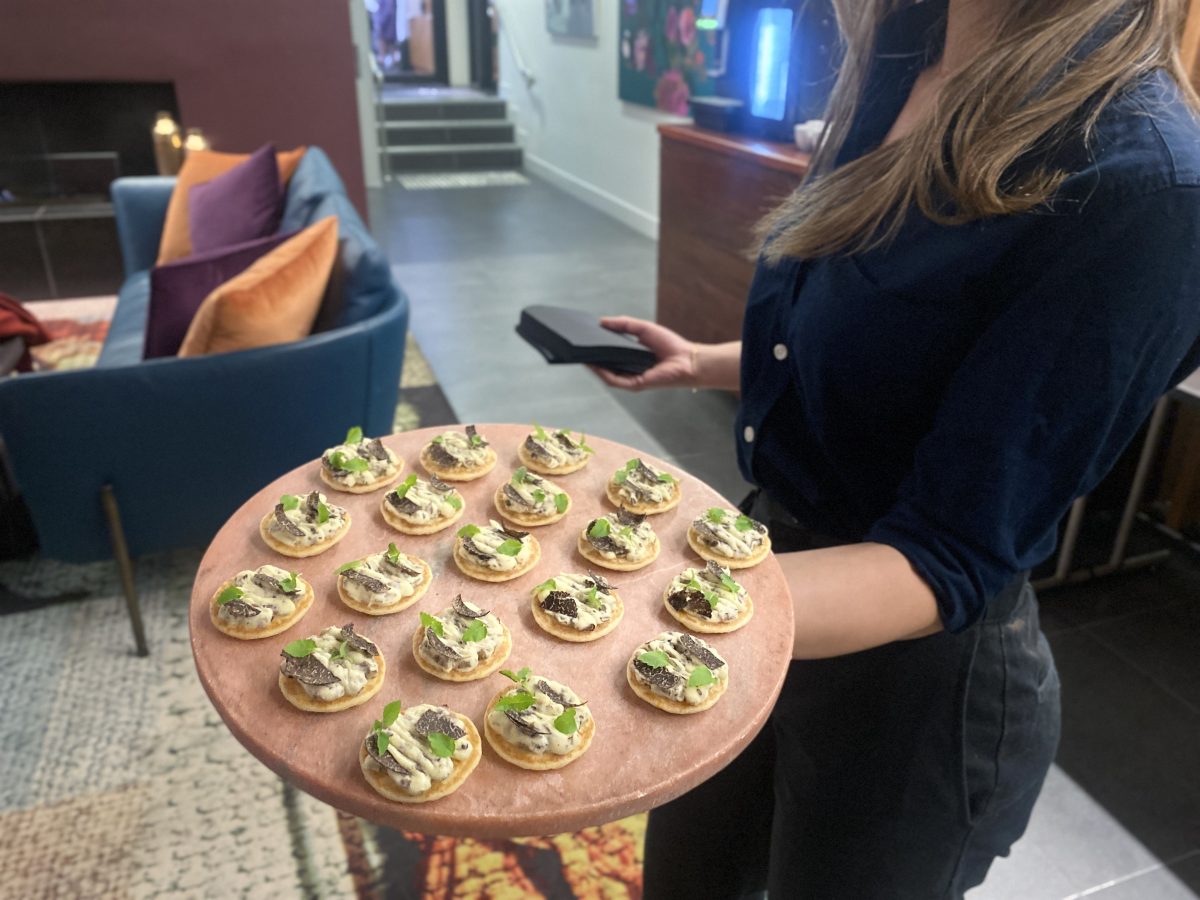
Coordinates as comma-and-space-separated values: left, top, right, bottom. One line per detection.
445, 0, 472, 87
495, 0, 688, 239
349, 0, 383, 188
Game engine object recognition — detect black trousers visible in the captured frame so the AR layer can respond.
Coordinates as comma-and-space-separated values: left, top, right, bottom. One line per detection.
643, 493, 1062, 899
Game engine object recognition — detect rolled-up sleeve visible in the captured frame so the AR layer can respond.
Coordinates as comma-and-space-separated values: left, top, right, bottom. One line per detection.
866, 186, 1200, 631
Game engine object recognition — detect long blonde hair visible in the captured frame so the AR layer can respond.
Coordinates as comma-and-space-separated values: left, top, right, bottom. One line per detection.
758, 0, 1198, 262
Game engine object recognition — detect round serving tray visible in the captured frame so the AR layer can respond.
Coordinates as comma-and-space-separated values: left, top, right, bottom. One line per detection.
189, 424, 793, 838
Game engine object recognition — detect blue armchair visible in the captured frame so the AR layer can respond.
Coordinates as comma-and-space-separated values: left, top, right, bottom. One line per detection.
0, 148, 408, 649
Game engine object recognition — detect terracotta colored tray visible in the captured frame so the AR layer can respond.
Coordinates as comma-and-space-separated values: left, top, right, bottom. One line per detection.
189, 424, 794, 838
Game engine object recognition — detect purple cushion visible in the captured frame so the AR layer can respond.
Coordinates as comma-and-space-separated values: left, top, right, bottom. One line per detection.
187, 143, 283, 255
144, 230, 295, 358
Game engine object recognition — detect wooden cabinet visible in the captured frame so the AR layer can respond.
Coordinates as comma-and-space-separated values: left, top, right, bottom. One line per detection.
655, 124, 809, 344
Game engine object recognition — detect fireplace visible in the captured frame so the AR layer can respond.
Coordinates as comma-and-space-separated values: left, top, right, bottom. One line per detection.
0, 81, 180, 300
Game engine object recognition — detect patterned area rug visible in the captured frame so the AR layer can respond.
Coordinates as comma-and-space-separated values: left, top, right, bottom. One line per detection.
0, 338, 646, 899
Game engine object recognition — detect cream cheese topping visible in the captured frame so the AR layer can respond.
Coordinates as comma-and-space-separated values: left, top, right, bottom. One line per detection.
523, 429, 588, 468
365, 704, 473, 795
418, 600, 505, 672
487, 676, 591, 756
500, 469, 565, 517
267, 491, 347, 547
690, 509, 768, 558
667, 562, 747, 622
459, 520, 534, 571
426, 427, 491, 468
631, 631, 728, 705
612, 458, 676, 505
340, 549, 425, 608
288, 625, 379, 701
533, 572, 617, 632
386, 475, 462, 524
584, 513, 657, 562
321, 438, 400, 487
217, 564, 302, 628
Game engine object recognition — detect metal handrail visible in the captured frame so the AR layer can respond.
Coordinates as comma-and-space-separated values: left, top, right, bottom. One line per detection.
492, 1, 535, 89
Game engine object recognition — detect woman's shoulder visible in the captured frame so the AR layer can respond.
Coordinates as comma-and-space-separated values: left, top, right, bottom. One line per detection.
1056, 69, 1200, 208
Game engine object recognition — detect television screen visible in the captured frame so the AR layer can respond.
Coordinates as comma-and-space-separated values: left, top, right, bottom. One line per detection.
750, 7, 793, 121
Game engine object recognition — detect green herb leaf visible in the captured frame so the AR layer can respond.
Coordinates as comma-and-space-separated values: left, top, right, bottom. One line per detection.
337, 560, 360, 573
533, 579, 557, 594
735, 515, 755, 532
494, 690, 535, 712
340, 457, 369, 473
589, 518, 610, 538
387, 542, 400, 564
512, 466, 528, 485
279, 572, 299, 593
345, 426, 364, 444
281, 494, 300, 511
638, 650, 670, 669
626, 458, 641, 470
317, 502, 330, 524
427, 732, 456, 758
495, 539, 523, 557
283, 639, 317, 658
618, 525, 633, 539
554, 493, 568, 513
703, 591, 720, 608
446, 494, 463, 510
376, 731, 389, 755
582, 586, 603, 609
469, 432, 484, 447
686, 577, 704, 592
719, 572, 740, 593
381, 700, 403, 727
330, 450, 346, 469
431, 436, 444, 445
331, 639, 349, 660
419, 612, 444, 638
457, 524, 480, 539
688, 666, 716, 688
613, 468, 628, 485
657, 472, 675, 484
533, 422, 548, 441
553, 707, 578, 736
461, 620, 488, 642
500, 667, 531, 684
532, 489, 546, 505
707, 508, 726, 524
217, 585, 244, 605
395, 473, 418, 498
578, 434, 595, 454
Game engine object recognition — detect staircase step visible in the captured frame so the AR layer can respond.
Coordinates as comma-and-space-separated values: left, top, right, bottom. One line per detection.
383, 98, 507, 122
384, 119, 515, 146
386, 142, 524, 173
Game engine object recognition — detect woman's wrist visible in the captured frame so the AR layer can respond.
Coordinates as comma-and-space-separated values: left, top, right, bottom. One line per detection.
690, 341, 742, 391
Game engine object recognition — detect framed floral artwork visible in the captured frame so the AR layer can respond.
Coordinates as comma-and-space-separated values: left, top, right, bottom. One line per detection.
618, 0, 716, 114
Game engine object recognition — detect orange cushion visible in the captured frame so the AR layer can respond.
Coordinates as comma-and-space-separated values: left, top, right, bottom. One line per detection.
177, 216, 337, 357
156, 146, 307, 264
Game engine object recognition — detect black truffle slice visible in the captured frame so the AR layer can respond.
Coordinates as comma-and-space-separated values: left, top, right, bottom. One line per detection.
427, 441, 460, 467
705, 560, 731, 582
461, 538, 494, 564
586, 571, 614, 592
632, 659, 683, 691
387, 491, 421, 515
280, 654, 339, 685
523, 434, 555, 461
429, 475, 455, 493
668, 590, 714, 619
539, 591, 578, 618
553, 431, 583, 453
252, 571, 299, 595
677, 634, 725, 670
536, 680, 585, 708
272, 505, 306, 537
364, 734, 410, 773
504, 709, 548, 736
630, 459, 661, 483
220, 599, 263, 618
384, 556, 423, 578
304, 491, 322, 522
503, 483, 535, 509
691, 519, 726, 547
321, 455, 340, 472
363, 438, 389, 461
497, 524, 530, 541
588, 534, 628, 557
341, 568, 388, 594
465, 424, 489, 447
414, 708, 467, 740
339, 623, 379, 657
613, 508, 646, 528
451, 595, 488, 619
421, 629, 463, 661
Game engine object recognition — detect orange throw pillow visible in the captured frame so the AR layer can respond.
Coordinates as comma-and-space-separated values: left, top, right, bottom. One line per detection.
177, 216, 337, 357
156, 146, 307, 264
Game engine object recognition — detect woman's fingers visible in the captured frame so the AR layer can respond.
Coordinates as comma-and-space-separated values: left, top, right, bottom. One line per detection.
587, 364, 646, 391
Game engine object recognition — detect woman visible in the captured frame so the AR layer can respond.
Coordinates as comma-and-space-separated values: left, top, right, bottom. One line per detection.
596, 0, 1200, 897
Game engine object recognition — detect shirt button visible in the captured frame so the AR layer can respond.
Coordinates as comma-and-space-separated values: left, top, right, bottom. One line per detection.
743, 426, 755, 443
773, 344, 788, 361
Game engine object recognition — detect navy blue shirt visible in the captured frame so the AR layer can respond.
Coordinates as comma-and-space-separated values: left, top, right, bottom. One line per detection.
735, 5, 1200, 632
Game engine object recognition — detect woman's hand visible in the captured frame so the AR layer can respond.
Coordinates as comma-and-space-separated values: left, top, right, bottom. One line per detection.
590, 316, 698, 391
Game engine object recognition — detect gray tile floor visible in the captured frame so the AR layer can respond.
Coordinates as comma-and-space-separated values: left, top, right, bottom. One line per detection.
370, 177, 1200, 899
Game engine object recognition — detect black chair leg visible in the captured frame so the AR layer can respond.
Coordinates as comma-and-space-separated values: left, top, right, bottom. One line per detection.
100, 484, 149, 657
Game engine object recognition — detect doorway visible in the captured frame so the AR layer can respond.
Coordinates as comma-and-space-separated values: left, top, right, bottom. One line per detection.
367, 0, 449, 84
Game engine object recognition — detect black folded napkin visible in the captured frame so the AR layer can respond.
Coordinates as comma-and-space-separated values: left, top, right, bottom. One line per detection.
516, 305, 657, 375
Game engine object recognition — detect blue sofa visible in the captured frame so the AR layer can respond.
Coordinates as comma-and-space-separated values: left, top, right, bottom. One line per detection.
0, 148, 409, 565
